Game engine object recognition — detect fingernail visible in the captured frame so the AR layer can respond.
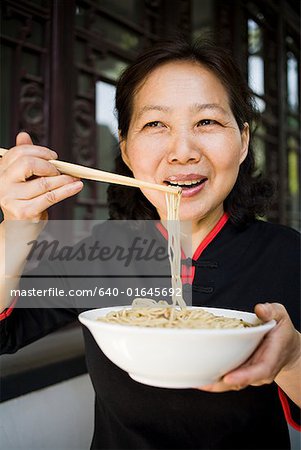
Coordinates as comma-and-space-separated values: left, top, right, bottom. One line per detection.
198, 385, 213, 391
258, 303, 268, 313
263, 303, 271, 313
72, 181, 83, 189
224, 374, 239, 384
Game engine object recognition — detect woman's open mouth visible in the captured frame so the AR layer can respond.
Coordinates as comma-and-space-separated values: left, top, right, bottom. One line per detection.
164, 175, 208, 197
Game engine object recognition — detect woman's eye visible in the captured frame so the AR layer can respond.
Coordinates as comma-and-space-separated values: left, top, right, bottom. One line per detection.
144, 121, 163, 128
197, 119, 217, 126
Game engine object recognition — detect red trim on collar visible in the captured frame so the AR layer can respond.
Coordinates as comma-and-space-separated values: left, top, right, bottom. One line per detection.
156, 222, 168, 242
0, 296, 19, 321
156, 222, 186, 259
156, 213, 229, 285
278, 387, 301, 431
156, 212, 229, 255
192, 212, 229, 260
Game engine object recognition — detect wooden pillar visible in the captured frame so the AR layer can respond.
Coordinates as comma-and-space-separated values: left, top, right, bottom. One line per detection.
277, 0, 287, 225
49, 0, 75, 219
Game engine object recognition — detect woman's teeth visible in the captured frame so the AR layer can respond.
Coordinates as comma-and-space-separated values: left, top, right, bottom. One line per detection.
167, 179, 207, 188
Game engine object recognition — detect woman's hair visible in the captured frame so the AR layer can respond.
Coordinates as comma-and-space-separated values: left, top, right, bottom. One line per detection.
108, 38, 274, 226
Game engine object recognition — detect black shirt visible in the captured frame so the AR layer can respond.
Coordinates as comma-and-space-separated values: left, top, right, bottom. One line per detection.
1, 216, 300, 449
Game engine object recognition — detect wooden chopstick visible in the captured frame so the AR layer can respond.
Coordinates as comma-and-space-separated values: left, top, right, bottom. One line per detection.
0, 148, 181, 195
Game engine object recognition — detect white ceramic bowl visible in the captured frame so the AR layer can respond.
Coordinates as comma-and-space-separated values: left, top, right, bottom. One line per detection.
78, 306, 276, 389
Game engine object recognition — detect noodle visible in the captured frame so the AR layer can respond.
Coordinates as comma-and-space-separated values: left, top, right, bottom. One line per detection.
99, 302, 253, 329
98, 190, 255, 329
165, 191, 186, 309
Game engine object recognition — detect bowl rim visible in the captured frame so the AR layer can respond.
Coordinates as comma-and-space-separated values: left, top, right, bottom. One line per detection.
78, 306, 276, 335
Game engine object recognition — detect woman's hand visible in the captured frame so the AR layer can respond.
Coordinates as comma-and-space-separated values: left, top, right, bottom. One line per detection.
198, 303, 301, 406
0, 132, 83, 222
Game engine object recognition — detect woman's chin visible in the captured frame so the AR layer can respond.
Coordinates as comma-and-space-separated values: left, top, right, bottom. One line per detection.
178, 210, 207, 224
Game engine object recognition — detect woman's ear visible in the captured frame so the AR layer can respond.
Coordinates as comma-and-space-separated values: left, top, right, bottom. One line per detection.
119, 132, 132, 171
239, 122, 250, 164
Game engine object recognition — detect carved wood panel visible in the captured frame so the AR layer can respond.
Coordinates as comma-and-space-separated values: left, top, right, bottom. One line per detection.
0, 0, 51, 146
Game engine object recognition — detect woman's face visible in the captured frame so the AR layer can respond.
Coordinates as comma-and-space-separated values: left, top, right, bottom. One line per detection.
120, 61, 249, 222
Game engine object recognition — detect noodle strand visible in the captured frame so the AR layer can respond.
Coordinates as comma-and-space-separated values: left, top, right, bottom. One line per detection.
98, 191, 254, 329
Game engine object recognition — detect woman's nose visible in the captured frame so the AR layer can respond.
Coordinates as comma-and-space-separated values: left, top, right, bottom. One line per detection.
167, 133, 201, 164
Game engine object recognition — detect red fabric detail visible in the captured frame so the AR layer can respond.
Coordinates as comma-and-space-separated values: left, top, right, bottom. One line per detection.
181, 265, 195, 285
156, 222, 189, 284
181, 264, 188, 284
0, 296, 18, 321
278, 387, 301, 431
192, 212, 229, 261
156, 222, 186, 260
156, 213, 229, 285
181, 265, 195, 284
156, 222, 168, 241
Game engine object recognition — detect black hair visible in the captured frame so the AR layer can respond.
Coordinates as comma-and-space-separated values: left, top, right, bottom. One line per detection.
108, 38, 273, 226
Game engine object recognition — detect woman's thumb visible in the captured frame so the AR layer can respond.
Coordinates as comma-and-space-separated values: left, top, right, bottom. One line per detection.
16, 131, 33, 146
255, 302, 286, 323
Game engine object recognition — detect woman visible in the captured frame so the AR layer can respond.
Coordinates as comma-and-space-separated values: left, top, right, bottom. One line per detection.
0, 39, 300, 449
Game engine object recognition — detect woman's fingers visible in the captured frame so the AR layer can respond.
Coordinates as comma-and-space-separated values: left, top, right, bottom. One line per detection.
16, 131, 33, 146
0, 133, 84, 222
198, 303, 299, 393
0, 133, 82, 221
29, 181, 83, 213
2, 156, 60, 182
10, 175, 80, 200
222, 343, 279, 387
6, 181, 83, 220
198, 349, 277, 393
0, 145, 58, 172
254, 302, 289, 326
198, 380, 248, 393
